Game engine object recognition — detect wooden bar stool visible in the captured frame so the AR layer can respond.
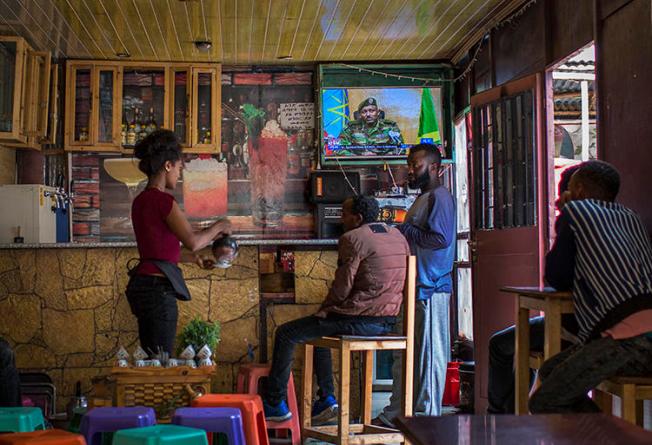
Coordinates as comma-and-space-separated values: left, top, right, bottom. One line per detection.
594, 377, 652, 426
301, 256, 416, 445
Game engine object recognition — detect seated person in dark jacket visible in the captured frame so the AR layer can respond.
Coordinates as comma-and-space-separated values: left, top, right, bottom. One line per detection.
0, 337, 21, 406
262, 195, 410, 424
487, 164, 581, 414
530, 160, 652, 413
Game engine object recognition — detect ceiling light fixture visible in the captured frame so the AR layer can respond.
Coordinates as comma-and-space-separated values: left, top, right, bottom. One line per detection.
194, 40, 212, 52
116, 51, 131, 58
277, 55, 293, 60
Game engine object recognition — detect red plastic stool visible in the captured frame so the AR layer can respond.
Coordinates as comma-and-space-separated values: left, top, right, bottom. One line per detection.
236, 364, 301, 445
0, 429, 86, 445
443, 361, 461, 406
192, 394, 269, 445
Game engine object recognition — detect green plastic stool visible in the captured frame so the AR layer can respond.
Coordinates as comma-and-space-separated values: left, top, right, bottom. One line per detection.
0, 407, 46, 432
112, 425, 209, 445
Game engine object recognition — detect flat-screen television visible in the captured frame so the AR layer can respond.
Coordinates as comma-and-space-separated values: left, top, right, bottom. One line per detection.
322, 87, 444, 161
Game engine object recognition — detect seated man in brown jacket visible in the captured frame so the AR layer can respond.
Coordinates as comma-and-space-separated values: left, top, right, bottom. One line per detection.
263, 195, 410, 423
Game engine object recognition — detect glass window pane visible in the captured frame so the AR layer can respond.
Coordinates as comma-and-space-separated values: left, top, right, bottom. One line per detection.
457, 267, 473, 339
197, 72, 212, 144
457, 239, 469, 262
0, 41, 17, 133
98, 70, 113, 143
122, 69, 165, 147
74, 69, 91, 143
454, 118, 470, 232
173, 71, 188, 143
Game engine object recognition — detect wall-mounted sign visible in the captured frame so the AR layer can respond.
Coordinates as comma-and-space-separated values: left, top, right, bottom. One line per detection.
279, 102, 314, 130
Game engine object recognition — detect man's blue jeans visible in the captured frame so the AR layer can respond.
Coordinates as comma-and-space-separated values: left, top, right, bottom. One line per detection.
265, 314, 396, 405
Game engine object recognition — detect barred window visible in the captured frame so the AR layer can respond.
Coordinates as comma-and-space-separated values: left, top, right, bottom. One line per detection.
473, 90, 537, 230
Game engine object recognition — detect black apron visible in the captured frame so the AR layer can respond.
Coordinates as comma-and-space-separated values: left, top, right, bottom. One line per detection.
127, 259, 192, 301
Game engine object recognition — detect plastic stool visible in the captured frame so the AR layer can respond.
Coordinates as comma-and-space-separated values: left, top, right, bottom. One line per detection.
81, 407, 156, 445
192, 394, 269, 445
236, 364, 300, 445
0, 407, 45, 432
0, 429, 85, 445
172, 408, 245, 445
112, 425, 208, 445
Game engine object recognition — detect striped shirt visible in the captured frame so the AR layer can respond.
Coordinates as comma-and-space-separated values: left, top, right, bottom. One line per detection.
545, 199, 652, 343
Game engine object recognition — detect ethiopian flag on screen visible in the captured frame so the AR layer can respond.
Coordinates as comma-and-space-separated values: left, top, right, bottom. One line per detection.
418, 89, 441, 144
322, 89, 350, 138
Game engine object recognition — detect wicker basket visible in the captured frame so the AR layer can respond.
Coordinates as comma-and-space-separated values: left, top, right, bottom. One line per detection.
109, 366, 215, 421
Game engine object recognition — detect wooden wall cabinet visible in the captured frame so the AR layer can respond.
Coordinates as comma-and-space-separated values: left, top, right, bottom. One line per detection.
0, 36, 51, 149
65, 61, 221, 153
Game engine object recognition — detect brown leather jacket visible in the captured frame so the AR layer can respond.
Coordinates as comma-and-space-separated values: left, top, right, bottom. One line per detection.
316, 222, 410, 318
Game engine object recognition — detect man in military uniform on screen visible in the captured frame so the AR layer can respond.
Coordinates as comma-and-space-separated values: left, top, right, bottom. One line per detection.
338, 97, 404, 148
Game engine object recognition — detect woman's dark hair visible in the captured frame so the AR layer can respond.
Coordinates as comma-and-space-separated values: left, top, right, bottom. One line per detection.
350, 195, 379, 224
134, 129, 182, 176
558, 164, 582, 194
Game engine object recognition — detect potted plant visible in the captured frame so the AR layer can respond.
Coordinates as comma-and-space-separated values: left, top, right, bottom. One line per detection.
177, 317, 221, 356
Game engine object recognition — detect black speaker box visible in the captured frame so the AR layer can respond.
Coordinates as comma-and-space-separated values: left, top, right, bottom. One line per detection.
315, 204, 344, 239
310, 170, 360, 204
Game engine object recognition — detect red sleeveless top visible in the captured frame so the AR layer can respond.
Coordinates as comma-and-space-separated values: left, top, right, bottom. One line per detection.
131, 188, 181, 275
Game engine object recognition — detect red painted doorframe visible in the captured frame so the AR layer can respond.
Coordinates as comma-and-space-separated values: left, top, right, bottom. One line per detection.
469, 73, 549, 413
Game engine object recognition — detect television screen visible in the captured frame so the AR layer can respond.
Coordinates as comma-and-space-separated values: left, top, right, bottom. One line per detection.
322, 87, 444, 160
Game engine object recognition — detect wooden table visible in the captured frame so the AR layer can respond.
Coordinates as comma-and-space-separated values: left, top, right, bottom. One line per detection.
501, 286, 573, 414
394, 414, 652, 445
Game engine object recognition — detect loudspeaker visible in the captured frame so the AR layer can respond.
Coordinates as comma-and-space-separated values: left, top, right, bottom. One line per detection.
310, 170, 360, 204
315, 204, 344, 239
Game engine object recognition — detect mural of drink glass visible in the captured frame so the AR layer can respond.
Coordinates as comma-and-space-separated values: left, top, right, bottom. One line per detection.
102, 158, 147, 201
183, 156, 228, 218
250, 118, 288, 226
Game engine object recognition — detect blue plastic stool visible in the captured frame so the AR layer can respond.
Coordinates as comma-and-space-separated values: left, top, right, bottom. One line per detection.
0, 407, 45, 432
81, 407, 156, 445
112, 425, 208, 445
172, 408, 245, 445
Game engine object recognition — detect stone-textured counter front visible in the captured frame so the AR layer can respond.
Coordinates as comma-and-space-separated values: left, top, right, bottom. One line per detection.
0, 245, 343, 413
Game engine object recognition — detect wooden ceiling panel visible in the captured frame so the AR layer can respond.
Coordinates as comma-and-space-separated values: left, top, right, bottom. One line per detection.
1, 0, 526, 63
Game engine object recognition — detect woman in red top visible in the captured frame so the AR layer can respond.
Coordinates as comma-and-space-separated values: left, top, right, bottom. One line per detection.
127, 130, 231, 356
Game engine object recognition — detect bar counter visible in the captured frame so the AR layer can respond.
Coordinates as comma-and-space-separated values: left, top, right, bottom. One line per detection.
0, 238, 338, 249
0, 241, 339, 413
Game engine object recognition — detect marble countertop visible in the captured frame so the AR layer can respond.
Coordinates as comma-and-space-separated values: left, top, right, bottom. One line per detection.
0, 238, 339, 249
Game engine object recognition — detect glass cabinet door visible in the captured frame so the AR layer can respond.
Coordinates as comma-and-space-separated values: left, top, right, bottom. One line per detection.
191, 68, 219, 151
170, 68, 190, 146
95, 67, 119, 146
122, 67, 166, 148
33, 51, 51, 140
0, 37, 25, 141
71, 67, 92, 145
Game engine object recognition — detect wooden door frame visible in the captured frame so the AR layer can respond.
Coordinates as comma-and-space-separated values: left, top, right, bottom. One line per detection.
470, 73, 548, 285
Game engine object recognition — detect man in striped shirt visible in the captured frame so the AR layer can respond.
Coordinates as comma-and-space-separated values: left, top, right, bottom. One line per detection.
529, 160, 652, 414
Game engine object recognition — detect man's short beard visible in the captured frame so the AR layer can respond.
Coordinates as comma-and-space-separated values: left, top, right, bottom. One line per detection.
409, 170, 431, 190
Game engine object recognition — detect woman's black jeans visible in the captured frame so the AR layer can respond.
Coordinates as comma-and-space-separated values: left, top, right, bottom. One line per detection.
0, 338, 21, 406
265, 314, 396, 405
126, 275, 179, 356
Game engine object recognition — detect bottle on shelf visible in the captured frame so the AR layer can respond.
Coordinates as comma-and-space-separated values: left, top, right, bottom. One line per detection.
127, 124, 137, 146
146, 107, 157, 135
120, 113, 128, 146
203, 130, 211, 144
133, 107, 142, 142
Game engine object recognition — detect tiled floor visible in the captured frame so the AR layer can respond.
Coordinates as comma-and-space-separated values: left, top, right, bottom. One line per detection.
296, 392, 460, 444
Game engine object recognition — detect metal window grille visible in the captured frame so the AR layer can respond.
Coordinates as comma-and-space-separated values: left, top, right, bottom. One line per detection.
473, 90, 536, 230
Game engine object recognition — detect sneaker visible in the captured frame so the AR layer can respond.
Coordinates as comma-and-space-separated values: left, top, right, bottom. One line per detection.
311, 394, 339, 425
263, 399, 292, 422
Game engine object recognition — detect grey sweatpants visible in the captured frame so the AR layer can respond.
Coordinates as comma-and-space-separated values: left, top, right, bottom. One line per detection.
379, 292, 451, 425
